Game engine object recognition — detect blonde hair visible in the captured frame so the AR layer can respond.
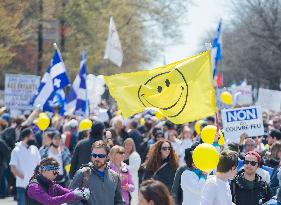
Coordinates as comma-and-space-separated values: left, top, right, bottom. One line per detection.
123, 138, 136, 154
109, 145, 125, 162
270, 141, 281, 160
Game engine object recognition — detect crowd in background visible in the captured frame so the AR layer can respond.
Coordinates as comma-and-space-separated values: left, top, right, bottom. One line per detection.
0, 99, 280, 205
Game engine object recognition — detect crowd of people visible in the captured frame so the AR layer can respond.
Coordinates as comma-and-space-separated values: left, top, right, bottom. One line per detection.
0, 101, 280, 205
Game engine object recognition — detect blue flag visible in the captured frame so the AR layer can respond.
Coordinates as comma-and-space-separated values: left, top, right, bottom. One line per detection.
32, 45, 69, 115
212, 20, 223, 77
66, 49, 89, 117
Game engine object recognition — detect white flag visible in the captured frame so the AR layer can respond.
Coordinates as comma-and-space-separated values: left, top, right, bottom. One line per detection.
104, 17, 123, 67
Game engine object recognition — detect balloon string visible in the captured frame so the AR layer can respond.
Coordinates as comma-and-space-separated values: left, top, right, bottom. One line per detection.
215, 112, 220, 141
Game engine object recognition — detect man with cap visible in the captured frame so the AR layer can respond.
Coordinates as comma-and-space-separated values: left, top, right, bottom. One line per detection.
69, 121, 105, 179
230, 151, 272, 205
9, 128, 41, 205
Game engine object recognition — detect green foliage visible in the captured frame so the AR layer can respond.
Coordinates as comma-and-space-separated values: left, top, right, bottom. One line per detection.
0, 0, 189, 88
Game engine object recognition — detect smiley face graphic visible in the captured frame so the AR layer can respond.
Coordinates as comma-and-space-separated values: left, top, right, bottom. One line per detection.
138, 68, 188, 118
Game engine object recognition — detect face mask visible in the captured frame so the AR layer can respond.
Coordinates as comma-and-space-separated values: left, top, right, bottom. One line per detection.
27, 139, 36, 147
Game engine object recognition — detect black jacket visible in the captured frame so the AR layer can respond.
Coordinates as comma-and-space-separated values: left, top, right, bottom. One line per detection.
69, 137, 100, 179
127, 129, 142, 154
141, 159, 177, 191
230, 170, 272, 205
171, 165, 189, 205
1, 127, 17, 150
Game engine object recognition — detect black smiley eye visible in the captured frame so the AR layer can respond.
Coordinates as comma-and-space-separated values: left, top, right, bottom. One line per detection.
157, 86, 162, 93
165, 79, 170, 87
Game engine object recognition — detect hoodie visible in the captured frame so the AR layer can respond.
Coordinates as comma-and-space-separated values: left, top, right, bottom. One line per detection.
230, 169, 272, 205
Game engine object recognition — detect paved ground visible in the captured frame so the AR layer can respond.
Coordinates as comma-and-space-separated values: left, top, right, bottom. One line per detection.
0, 197, 17, 205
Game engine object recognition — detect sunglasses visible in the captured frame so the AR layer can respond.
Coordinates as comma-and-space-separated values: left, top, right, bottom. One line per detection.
91, 153, 107, 158
117, 151, 125, 155
244, 160, 258, 166
161, 147, 172, 151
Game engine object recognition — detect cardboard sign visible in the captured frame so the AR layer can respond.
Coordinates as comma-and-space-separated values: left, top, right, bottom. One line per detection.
221, 106, 264, 143
5, 74, 40, 110
0, 90, 4, 107
231, 85, 253, 106
256, 88, 281, 111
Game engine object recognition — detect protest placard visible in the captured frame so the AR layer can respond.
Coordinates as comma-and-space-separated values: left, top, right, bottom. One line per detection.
0, 90, 4, 106
5, 74, 40, 110
231, 85, 253, 106
256, 88, 281, 111
221, 106, 264, 143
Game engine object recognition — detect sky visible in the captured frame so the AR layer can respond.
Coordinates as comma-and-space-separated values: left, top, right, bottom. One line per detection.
148, 0, 231, 68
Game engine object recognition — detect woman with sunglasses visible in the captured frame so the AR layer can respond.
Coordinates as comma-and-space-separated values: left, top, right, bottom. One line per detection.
141, 139, 179, 190
26, 157, 89, 205
108, 145, 135, 205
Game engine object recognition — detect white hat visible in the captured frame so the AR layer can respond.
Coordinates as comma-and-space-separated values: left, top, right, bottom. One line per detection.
69, 119, 78, 128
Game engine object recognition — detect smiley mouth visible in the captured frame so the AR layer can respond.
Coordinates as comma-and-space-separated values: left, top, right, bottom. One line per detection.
137, 68, 188, 118
141, 86, 184, 110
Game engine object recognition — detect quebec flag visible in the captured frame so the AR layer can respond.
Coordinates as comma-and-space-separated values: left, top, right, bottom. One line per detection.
32, 44, 69, 115
212, 20, 223, 78
65, 49, 89, 117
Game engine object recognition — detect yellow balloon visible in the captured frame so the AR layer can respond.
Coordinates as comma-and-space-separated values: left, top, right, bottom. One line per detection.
37, 116, 50, 131
192, 143, 219, 172
140, 118, 145, 125
65, 164, 71, 173
201, 125, 217, 144
195, 120, 204, 134
220, 91, 233, 105
155, 111, 164, 120
79, 119, 92, 132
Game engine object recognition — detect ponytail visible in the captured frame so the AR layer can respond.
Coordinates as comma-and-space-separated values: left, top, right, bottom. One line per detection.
30, 165, 41, 182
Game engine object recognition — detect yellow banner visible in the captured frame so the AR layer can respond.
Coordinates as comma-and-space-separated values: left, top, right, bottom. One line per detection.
104, 50, 216, 124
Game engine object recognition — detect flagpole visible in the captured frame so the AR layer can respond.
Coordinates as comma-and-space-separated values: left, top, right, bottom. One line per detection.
53, 43, 66, 65
205, 42, 221, 140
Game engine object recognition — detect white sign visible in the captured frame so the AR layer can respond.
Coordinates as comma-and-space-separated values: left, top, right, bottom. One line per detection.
0, 90, 4, 106
256, 88, 281, 111
5, 74, 40, 110
231, 85, 253, 106
221, 106, 264, 143
43, 20, 59, 41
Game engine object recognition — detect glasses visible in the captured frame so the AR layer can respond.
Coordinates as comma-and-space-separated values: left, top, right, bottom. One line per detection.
244, 160, 258, 166
161, 147, 172, 151
117, 151, 125, 155
91, 153, 107, 158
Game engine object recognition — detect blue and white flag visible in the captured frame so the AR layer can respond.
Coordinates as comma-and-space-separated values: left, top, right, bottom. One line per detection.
66, 49, 89, 117
212, 20, 223, 77
32, 44, 69, 115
